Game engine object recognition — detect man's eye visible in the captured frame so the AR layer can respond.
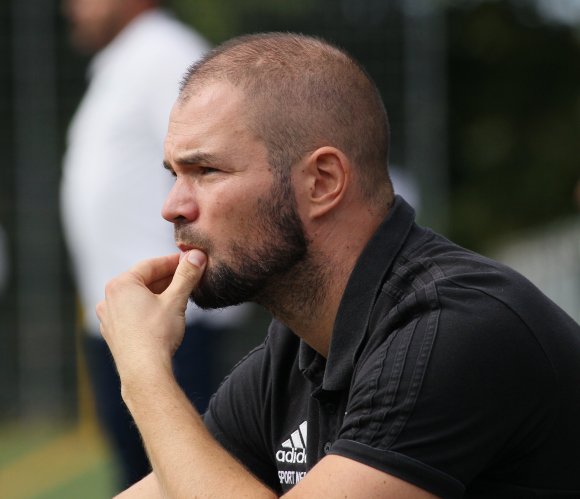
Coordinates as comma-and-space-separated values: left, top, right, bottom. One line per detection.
200, 167, 218, 175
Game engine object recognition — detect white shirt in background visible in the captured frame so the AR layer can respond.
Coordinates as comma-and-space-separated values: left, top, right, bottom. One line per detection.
61, 9, 249, 336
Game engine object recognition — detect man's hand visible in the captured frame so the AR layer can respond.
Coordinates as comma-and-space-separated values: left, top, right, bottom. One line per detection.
96, 250, 207, 383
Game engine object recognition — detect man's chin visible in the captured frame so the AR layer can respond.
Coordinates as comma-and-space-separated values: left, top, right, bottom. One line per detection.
187, 262, 258, 309
189, 281, 256, 310
188, 292, 218, 310
188, 289, 238, 310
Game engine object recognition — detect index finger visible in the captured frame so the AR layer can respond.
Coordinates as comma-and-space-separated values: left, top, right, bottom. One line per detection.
128, 253, 181, 286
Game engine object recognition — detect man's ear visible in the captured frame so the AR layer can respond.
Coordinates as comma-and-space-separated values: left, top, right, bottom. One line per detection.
299, 146, 349, 220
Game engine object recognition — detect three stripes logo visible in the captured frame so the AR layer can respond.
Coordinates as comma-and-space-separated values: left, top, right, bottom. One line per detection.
276, 420, 307, 464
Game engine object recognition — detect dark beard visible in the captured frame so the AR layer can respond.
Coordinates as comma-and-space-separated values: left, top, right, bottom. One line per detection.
188, 180, 309, 309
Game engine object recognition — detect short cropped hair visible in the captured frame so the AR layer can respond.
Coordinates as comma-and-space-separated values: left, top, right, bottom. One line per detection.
179, 32, 393, 205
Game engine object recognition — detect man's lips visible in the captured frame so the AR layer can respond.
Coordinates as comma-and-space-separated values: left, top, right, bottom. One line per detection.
177, 243, 207, 254
177, 243, 194, 252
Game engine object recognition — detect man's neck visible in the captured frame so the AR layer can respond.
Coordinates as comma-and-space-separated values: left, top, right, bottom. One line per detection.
255, 249, 333, 356
258, 210, 386, 358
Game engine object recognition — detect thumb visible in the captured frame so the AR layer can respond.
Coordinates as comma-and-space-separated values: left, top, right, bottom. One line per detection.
164, 249, 207, 303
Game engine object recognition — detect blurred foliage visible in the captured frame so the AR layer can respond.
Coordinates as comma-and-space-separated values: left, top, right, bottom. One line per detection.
171, 0, 315, 42
447, 1, 580, 250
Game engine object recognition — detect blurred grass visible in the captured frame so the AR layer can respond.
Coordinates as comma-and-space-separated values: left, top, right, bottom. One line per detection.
0, 311, 120, 498
0, 323, 116, 499
0, 421, 116, 499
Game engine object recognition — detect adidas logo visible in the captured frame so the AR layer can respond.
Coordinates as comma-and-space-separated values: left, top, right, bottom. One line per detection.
276, 421, 307, 464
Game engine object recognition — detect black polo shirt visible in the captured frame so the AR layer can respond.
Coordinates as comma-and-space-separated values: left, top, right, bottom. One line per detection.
204, 196, 580, 497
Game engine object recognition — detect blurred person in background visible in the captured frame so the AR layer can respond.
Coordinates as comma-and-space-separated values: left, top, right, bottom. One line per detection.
60, 0, 249, 490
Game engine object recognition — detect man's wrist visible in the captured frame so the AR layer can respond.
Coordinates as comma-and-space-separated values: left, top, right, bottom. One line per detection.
119, 356, 175, 406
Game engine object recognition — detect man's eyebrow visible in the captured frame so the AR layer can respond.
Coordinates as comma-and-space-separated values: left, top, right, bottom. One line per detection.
162, 152, 221, 173
163, 152, 220, 173
177, 151, 220, 166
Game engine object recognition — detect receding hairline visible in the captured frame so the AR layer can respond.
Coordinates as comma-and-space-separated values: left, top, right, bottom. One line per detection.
178, 33, 359, 100
177, 32, 393, 208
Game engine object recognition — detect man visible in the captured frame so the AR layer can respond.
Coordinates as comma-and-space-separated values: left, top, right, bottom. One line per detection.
97, 33, 580, 497
60, 0, 249, 489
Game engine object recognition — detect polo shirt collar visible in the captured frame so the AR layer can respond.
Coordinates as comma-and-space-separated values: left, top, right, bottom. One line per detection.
307, 195, 416, 391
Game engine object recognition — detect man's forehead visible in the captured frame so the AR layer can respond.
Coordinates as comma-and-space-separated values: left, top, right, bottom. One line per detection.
175, 80, 244, 113
168, 85, 245, 139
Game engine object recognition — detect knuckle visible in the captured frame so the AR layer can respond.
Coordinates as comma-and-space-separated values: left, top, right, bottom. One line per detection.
104, 273, 128, 295
104, 280, 116, 296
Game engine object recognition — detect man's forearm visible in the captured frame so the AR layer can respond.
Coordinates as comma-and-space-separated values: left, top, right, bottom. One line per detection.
121, 369, 276, 499
97, 252, 276, 497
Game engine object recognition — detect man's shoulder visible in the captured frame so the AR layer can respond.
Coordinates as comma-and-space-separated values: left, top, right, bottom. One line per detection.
364, 227, 580, 374
386, 226, 550, 317
365, 227, 580, 392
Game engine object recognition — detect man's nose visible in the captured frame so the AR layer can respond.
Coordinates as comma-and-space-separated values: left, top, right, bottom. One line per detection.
162, 180, 199, 223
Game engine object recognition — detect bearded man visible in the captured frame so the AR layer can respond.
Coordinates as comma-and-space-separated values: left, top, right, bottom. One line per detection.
97, 33, 580, 498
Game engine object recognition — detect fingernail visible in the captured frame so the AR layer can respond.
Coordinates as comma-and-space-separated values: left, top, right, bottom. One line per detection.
187, 249, 206, 268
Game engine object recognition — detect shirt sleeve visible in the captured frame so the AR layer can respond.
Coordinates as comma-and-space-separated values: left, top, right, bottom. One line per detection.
330, 280, 557, 497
